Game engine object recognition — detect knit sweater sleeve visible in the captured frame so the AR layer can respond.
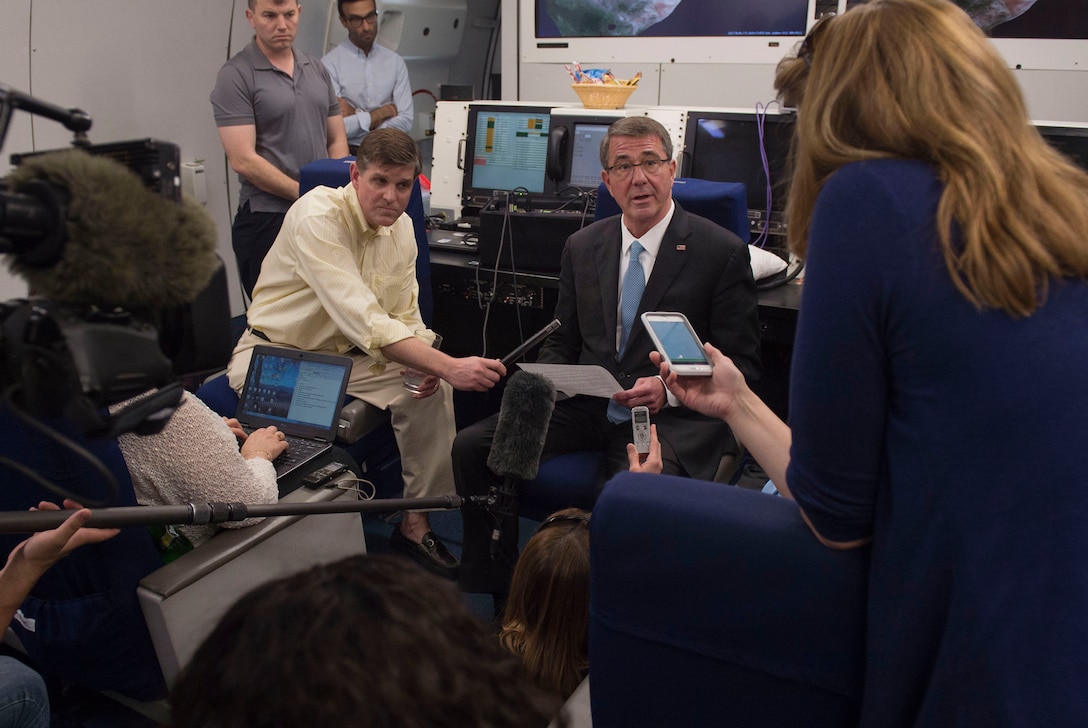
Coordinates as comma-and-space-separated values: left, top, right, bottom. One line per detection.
115, 391, 279, 547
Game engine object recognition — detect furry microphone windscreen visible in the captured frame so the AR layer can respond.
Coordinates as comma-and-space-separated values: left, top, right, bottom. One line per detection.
487, 371, 557, 482
5, 149, 218, 309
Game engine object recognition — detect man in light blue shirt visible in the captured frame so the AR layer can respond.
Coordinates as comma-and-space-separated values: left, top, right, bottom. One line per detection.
323, 0, 414, 151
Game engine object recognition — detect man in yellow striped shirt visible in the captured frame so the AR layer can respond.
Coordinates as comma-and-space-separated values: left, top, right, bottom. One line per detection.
228, 129, 506, 576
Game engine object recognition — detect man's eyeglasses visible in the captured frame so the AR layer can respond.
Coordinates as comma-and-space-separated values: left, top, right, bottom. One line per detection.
605, 158, 670, 180
343, 12, 379, 28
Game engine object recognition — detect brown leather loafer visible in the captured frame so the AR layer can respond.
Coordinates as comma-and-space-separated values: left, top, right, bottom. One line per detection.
389, 528, 460, 579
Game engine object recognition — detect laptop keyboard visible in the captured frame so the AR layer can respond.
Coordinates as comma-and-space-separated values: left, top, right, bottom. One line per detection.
242, 428, 327, 472
273, 435, 328, 469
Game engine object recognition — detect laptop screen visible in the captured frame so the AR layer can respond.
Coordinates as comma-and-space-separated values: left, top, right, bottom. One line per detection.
237, 347, 353, 440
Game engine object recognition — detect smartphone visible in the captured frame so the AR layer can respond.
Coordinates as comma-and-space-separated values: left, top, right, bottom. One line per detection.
631, 406, 651, 461
640, 312, 713, 376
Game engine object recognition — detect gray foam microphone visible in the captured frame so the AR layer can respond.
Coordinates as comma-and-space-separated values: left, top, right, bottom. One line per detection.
5, 149, 218, 309
487, 370, 556, 481
485, 370, 556, 560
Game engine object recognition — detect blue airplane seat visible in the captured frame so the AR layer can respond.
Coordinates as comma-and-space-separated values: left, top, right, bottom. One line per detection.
594, 177, 750, 243
0, 405, 168, 702
193, 372, 241, 419
589, 472, 867, 727
518, 451, 606, 522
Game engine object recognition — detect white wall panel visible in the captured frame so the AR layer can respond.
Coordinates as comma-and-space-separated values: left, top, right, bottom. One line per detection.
3, 0, 243, 312
518, 62, 654, 107
0, 0, 33, 299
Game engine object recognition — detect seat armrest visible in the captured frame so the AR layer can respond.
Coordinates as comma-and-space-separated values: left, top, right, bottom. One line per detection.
138, 480, 354, 599
136, 473, 367, 684
337, 398, 389, 444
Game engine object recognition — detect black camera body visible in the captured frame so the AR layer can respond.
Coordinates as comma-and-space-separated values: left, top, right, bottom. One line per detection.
0, 299, 180, 436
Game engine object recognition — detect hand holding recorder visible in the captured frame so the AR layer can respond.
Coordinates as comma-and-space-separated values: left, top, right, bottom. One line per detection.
626, 422, 662, 474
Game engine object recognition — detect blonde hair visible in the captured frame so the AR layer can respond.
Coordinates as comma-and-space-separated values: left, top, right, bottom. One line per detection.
776, 0, 1088, 317
499, 508, 590, 700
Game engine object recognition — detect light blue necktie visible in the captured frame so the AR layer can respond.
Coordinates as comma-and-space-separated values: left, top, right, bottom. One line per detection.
607, 241, 645, 424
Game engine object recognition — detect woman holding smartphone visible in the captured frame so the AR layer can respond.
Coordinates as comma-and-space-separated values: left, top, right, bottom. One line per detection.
643, 0, 1088, 724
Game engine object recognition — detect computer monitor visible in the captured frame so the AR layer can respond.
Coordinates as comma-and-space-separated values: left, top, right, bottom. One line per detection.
682, 110, 796, 244
567, 122, 610, 188
461, 105, 552, 215
545, 111, 623, 196
1037, 124, 1088, 173
523, 0, 814, 66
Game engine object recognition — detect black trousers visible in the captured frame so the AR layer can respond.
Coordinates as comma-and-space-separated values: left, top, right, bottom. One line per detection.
231, 202, 286, 299
452, 395, 681, 596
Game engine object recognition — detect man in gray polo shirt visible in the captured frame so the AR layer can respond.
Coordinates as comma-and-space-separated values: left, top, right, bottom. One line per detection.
211, 0, 349, 298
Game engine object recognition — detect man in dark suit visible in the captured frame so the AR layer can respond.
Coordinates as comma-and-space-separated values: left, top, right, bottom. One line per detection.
453, 116, 761, 598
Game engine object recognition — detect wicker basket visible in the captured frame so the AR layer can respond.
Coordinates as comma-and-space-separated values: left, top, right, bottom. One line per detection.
571, 83, 637, 110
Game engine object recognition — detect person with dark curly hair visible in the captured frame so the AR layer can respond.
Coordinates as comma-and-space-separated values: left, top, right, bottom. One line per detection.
169, 554, 565, 728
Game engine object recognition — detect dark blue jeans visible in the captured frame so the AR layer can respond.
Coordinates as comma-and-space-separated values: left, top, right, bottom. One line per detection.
0, 656, 48, 727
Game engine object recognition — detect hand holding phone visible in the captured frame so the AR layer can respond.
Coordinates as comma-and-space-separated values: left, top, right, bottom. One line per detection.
640, 312, 713, 376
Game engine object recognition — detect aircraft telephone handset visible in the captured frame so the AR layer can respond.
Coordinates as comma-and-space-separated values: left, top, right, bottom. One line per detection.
546, 125, 569, 183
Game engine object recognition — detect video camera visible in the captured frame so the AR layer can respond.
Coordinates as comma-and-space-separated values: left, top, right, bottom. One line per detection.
0, 84, 227, 440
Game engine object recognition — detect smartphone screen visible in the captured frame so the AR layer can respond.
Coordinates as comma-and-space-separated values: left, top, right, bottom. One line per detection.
641, 312, 713, 375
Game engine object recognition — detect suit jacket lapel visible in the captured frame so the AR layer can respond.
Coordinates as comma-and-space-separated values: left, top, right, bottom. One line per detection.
595, 218, 623, 346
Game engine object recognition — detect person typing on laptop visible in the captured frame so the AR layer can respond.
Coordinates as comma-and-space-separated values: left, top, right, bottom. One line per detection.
227, 128, 507, 578
108, 390, 287, 549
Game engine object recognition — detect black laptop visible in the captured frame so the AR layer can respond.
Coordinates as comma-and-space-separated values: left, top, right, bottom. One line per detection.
235, 346, 353, 485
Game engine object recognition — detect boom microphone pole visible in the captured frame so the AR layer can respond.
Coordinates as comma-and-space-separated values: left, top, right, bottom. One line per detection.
0, 85, 92, 135
0, 494, 480, 534
0, 85, 92, 151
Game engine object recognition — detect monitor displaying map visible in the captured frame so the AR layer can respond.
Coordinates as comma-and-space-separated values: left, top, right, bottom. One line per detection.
536, 0, 808, 38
